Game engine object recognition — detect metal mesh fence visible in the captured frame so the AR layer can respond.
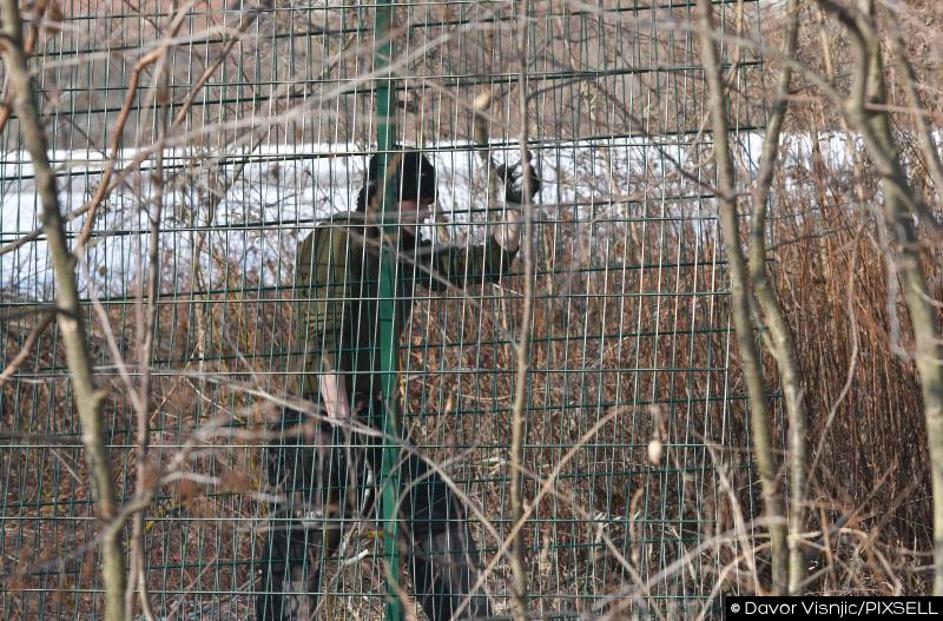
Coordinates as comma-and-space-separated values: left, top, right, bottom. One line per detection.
1, 1, 767, 618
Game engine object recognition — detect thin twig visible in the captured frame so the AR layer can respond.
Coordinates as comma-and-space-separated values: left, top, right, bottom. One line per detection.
507, 2, 534, 619
125, 18, 173, 618
0, 312, 54, 386
746, 0, 809, 593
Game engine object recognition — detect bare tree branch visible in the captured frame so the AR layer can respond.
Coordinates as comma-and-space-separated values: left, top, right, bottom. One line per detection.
124, 23, 172, 619
816, 0, 943, 594
508, 3, 533, 619
696, 0, 787, 594
747, 0, 809, 593
0, 2, 127, 619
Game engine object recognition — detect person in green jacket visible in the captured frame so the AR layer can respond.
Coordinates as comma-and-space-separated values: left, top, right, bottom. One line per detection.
257, 149, 538, 620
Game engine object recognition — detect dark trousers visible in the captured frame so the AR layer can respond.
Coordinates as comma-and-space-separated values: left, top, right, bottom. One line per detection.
256, 403, 491, 620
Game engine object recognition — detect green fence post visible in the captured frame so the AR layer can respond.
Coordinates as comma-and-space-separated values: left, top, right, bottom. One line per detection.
374, 2, 404, 620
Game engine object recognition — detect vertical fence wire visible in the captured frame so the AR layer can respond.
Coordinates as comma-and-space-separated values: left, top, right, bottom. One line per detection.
0, 1, 768, 618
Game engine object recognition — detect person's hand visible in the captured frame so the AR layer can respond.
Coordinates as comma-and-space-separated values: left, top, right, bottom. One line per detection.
493, 208, 522, 252
324, 392, 350, 420
493, 153, 539, 252
496, 153, 541, 205
320, 372, 351, 419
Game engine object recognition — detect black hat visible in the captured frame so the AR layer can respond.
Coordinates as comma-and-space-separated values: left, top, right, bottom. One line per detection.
356, 149, 437, 211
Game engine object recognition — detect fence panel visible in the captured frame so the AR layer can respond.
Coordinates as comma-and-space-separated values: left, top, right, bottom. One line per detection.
0, 1, 767, 618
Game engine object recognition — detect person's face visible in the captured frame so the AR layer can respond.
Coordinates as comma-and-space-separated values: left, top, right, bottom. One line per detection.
398, 197, 434, 237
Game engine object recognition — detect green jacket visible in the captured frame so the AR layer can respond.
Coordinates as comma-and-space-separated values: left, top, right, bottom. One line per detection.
290, 213, 517, 400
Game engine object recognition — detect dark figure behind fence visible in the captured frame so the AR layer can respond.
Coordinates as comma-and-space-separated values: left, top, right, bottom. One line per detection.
256, 150, 539, 620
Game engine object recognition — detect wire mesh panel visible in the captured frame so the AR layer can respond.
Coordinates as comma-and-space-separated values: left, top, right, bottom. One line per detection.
1, 1, 767, 619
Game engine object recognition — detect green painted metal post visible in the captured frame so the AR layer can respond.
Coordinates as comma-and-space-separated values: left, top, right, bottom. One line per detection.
374, 2, 404, 620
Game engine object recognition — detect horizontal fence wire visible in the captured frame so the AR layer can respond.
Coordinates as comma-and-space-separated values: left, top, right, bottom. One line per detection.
1, 1, 768, 619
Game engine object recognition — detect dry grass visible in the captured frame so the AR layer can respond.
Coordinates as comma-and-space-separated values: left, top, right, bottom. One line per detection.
3, 0, 943, 618
4, 142, 939, 619
3, 214, 743, 619
3, 175, 939, 618
762, 138, 937, 597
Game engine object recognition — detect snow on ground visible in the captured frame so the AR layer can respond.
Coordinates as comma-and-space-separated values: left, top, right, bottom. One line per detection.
0, 132, 859, 299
